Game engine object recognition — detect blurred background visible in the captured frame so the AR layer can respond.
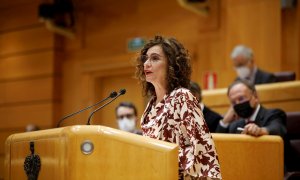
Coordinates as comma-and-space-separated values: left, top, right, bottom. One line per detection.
0, 0, 299, 178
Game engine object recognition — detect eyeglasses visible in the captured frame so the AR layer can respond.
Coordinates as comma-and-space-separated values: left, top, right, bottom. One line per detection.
140, 54, 164, 64
117, 113, 135, 120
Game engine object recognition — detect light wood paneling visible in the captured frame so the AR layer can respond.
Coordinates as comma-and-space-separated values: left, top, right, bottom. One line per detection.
0, 27, 54, 56
0, 77, 56, 105
223, 0, 281, 87
195, 37, 229, 88
0, 130, 22, 154
61, 52, 144, 127
61, 59, 84, 123
0, 1, 40, 32
61, 53, 141, 127
0, 155, 4, 179
299, 2, 300, 80
0, 51, 55, 80
68, 0, 200, 57
93, 73, 144, 128
0, 0, 37, 9
0, 103, 55, 129
281, 4, 300, 79
0, 0, 60, 178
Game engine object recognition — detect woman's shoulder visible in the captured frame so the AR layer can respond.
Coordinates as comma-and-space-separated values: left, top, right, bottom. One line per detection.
168, 87, 199, 111
170, 87, 194, 100
171, 87, 191, 95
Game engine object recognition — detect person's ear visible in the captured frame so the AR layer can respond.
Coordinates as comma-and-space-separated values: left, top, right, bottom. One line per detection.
249, 59, 255, 68
251, 92, 259, 104
253, 91, 258, 98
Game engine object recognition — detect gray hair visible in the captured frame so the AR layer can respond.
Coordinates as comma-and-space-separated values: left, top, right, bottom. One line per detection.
231, 45, 253, 60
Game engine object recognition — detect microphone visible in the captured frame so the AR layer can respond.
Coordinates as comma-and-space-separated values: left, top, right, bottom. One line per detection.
56, 91, 118, 127
86, 89, 126, 125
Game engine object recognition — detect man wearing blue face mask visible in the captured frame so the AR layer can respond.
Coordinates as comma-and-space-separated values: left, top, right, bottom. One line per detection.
216, 80, 286, 137
231, 45, 277, 85
115, 102, 142, 135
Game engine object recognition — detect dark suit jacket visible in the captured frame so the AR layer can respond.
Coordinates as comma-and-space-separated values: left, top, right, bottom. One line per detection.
202, 106, 223, 133
254, 68, 277, 84
216, 106, 287, 137
236, 68, 277, 85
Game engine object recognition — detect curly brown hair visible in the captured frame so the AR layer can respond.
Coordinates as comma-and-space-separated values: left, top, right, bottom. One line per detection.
135, 35, 192, 97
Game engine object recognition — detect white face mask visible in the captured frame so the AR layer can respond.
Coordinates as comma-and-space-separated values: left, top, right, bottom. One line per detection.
118, 118, 136, 132
235, 66, 251, 79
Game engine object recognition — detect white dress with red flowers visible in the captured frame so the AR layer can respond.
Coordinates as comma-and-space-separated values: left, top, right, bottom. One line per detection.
141, 88, 222, 179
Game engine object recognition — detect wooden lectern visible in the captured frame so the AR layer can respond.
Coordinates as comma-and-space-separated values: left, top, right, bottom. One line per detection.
5, 125, 178, 180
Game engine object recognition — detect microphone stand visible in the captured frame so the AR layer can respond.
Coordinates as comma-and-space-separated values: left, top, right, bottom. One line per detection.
87, 89, 126, 125
57, 91, 117, 127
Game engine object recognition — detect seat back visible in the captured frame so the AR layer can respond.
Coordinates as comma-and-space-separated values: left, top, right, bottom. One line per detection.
286, 112, 300, 172
212, 133, 284, 180
286, 112, 300, 139
274, 71, 296, 82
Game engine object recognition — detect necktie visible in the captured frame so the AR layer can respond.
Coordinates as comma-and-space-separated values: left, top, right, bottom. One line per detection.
245, 119, 255, 125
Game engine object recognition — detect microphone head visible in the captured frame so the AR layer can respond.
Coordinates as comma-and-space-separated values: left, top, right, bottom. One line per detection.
110, 91, 118, 98
119, 89, 126, 95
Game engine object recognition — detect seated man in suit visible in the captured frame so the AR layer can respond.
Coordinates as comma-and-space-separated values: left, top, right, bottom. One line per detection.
231, 45, 276, 85
190, 81, 223, 132
115, 102, 142, 135
216, 80, 286, 137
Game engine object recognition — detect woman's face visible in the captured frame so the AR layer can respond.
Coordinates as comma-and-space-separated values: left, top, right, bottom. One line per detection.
143, 45, 168, 89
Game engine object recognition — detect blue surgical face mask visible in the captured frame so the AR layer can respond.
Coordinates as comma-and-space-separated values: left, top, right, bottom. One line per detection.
118, 117, 136, 132
235, 66, 251, 79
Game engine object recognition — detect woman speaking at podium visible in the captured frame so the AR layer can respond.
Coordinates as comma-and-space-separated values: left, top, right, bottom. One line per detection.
135, 35, 222, 180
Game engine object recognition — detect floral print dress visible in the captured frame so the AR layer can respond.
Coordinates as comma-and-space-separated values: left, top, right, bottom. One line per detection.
141, 88, 222, 179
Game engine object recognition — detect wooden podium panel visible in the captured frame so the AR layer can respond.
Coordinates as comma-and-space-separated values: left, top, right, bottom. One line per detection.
5, 125, 178, 180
